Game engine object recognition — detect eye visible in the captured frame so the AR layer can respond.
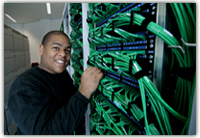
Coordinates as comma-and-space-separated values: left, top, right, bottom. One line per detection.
53, 47, 59, 50
65, 49, 71, 53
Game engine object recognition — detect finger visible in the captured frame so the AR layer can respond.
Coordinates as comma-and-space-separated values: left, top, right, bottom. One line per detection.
96, 72, 104, 81
85, 66, 93, 72
83, 67, 95, 75
94, 68, 102, 76
88, 67, 99, 74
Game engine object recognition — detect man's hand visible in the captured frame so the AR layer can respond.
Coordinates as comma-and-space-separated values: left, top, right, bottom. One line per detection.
79, 67, 103, 99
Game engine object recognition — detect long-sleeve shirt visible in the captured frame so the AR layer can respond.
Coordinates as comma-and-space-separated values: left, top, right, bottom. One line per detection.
8, 66, 89, 135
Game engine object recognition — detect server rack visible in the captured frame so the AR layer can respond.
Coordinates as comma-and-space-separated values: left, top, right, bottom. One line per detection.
60, 3, 196, 135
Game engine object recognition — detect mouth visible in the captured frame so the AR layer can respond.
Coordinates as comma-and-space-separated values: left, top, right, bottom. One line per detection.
56, 60, 66, 66
56, 60, 64, 63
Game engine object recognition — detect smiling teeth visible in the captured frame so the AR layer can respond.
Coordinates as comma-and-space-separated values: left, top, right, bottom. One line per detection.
56, 60, 64, 63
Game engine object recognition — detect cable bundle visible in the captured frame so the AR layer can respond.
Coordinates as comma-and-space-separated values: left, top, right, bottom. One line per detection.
88, 50, 187, 135
91, 93, 160, 135
88, 3, 120, 25
98, 76, 144, 122
88, 11, 184, 63
71, 51, 83, 86
87, 3, 195, 135
70, 3, 82, 31
89, 50, 145, 77
169, 3, 196, 134
69, 3, 84, 91
70, 28, 82, 39
71, 37, 83, 50
90, 94, 140, 135
88, 23, 146, 50
70, 3, 82, 15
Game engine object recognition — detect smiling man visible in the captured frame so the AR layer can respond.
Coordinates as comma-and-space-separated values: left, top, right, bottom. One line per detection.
39, 32, 72, 74
8, 31, 103, 135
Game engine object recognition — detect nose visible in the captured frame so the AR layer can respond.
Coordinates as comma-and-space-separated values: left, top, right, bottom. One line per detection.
59, 49, 66, 57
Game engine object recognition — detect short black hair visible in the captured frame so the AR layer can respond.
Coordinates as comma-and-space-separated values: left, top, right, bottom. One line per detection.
41, 30, 70, 46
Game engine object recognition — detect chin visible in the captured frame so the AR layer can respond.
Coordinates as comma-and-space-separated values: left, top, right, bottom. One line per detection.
55, 68, 66, 74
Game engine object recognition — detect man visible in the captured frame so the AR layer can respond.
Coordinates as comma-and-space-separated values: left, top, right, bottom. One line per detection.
8, 31, 103, 135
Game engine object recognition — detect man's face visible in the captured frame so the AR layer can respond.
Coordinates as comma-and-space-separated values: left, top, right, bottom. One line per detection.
39, 34, 71, 74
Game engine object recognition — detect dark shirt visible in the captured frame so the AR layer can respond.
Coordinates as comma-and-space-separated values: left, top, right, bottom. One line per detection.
8, 66, 89, 135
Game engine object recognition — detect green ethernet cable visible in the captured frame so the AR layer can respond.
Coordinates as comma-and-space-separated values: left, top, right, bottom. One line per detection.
169, 3, 196, 134
98, 76, 144, 122
87, 3, 195, 134
91, 92, 160, 135
91, 94, 135, 135
88, 50, 187, 135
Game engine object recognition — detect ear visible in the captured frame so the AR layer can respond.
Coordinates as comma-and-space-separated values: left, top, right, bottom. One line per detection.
39, 44, 44, 56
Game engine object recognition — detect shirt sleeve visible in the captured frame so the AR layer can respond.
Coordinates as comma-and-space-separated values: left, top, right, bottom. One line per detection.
8, 80, 90, 135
